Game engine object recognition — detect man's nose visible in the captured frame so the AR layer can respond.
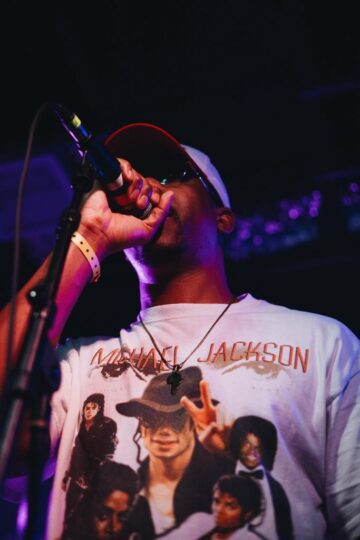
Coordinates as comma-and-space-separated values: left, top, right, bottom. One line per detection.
157, 426, 173, 435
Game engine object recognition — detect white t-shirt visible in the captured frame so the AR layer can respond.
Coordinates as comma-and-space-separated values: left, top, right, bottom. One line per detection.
45, 294, 359, 539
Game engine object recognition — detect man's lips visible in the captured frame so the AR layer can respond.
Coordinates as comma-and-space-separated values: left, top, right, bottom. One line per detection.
151, 438, 178, 445
246, 454, 259, 461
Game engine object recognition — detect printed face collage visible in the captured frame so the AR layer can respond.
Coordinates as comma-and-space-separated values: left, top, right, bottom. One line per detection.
60, 367, 293, 540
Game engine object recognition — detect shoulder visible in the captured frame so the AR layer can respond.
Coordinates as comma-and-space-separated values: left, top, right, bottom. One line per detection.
56, 335, 124, 375
101, 416, 117, 430
254, 297, 359, 342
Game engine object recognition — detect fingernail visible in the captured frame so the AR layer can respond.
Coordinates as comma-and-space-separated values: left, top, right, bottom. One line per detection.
135, 178, 143, 190
139, 195, 148, 207
152, 192, 160, 204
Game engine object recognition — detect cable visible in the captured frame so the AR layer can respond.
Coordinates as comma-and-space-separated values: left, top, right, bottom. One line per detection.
4, 103, 55, 400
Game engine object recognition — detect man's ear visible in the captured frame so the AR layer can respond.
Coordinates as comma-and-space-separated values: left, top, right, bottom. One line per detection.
215, 207, 236, 234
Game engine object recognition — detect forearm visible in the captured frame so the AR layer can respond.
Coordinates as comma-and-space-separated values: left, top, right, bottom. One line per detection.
0, 166, 172, 397
0, 227, 103, 396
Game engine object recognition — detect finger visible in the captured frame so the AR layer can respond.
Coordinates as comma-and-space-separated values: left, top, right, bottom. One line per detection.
117, 158, 136, 182
129, 178, 160, 208
142, 190, 174, 229
110, 191, 174, 250
149, 185, 161, 205
180, 395, 201, 418
137, 182, 153, 210
200, 380, 214, 411
199, 422, 217, 443
199, 423, 226, 452
127, 178, 143, 201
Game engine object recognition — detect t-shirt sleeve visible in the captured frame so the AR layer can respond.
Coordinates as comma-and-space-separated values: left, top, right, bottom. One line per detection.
325, 323, 360, 539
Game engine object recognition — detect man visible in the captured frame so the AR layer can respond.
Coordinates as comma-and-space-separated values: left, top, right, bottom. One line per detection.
204, 475, 263, 539
162, 474, 264, 540
0, 123, 359, 540
116, 366, 232, 537
61, 394, 118, 539
229, 415, 293, 539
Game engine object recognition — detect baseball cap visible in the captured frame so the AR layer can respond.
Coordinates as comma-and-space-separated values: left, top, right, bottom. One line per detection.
104, 122, 231, 208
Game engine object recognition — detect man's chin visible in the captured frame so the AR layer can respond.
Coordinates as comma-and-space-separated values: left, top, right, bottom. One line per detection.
138, 232, 185, 265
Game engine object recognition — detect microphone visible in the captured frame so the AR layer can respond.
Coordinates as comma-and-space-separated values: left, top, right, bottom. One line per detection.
53, 104, 152, 219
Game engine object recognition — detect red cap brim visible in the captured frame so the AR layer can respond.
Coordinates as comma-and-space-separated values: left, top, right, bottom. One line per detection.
105, 122, 191, 179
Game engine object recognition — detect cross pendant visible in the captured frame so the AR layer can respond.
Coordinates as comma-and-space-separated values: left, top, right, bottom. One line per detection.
166, 366, 183, 395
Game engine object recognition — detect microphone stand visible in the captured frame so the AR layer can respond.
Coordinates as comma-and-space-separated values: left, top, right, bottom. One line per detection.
0, 162, 94, 539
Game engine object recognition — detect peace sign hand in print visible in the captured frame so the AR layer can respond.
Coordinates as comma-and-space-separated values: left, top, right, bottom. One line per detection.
180, 379, 233, 456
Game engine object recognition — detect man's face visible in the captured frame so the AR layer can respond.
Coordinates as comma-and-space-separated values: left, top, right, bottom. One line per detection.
212, 489, 243, 530
93, 489, 130, 540
239, 432, 262, 470
140, 413, 195, 460
126, 174, 220, 272
84, 402, 100, 421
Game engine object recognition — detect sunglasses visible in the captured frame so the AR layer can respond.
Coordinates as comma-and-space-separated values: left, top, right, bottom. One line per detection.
159, 161, 223, 207
138, 411, 189, 433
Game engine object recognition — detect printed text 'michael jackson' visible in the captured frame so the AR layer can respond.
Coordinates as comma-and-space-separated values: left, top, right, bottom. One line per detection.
90, 341, 310, 374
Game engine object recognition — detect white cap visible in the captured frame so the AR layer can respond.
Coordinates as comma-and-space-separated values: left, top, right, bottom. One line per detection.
182, 145, 231, 208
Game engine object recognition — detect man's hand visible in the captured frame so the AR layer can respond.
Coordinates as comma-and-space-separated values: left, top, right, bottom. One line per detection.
0, 157, 172, 383
181, 380, 233, 455
77, 158, 174, 260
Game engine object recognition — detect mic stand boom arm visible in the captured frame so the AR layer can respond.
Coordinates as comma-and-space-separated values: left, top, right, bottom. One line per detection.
0, 164, 94, 539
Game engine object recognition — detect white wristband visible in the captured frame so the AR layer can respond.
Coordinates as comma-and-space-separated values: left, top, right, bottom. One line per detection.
71, 231, 101, 283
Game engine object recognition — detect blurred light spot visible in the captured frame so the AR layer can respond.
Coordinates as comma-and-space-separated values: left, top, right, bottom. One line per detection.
289, 208, 300, 219
239, 228, 251, 240
17, 499, 28, 537
311, 190, 322, 201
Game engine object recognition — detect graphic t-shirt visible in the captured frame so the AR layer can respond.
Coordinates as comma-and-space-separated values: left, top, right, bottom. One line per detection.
46, 294, 360, 539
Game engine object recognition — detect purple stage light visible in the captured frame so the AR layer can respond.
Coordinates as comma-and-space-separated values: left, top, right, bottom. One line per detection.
16, 498, 28, 538
311, 190, 322, 200
239, 228, 251, 240
265, 221, 282, 234
288, 208, 300, 220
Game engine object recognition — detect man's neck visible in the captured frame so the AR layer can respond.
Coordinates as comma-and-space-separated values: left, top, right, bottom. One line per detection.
139, 260, 234, 309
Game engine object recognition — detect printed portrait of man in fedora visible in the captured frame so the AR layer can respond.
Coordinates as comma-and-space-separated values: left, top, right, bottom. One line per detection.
116, 366, 233, 538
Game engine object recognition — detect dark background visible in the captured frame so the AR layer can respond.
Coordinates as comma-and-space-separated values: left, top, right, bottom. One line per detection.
0, 1, 359, 537
1, 1, 359, 339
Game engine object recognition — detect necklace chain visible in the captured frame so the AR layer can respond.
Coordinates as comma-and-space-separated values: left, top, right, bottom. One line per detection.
138, 297, 237, 373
